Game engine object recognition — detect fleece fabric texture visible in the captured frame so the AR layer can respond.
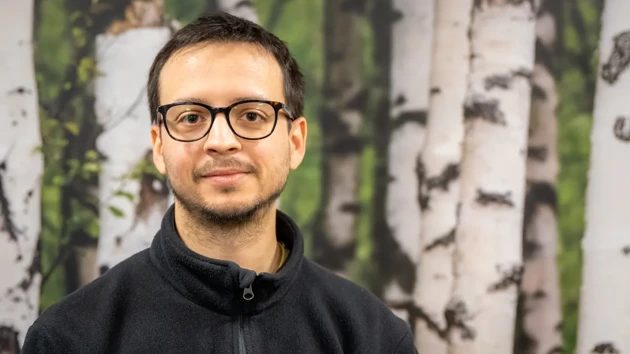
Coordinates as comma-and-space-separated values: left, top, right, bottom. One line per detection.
22, 205, 417, 354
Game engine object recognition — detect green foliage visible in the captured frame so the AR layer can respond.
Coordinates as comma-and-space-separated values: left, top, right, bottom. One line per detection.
556, 0, 602, 351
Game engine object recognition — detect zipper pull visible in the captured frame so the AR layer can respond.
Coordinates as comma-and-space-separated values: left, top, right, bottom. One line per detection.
243, 284, 254, 300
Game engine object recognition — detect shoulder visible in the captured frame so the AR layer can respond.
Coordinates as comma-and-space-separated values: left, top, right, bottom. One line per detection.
299, 259, 416, 353
22, 250, 152, 352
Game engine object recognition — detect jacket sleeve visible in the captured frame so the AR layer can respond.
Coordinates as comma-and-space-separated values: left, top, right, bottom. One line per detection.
21, 322, 58, 354
393, 330, 419, 354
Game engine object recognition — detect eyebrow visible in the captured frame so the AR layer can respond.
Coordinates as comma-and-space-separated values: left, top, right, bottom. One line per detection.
171, 95, 271, 106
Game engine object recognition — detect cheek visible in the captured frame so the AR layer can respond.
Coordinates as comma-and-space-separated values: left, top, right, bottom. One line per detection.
163, 142, 200, 177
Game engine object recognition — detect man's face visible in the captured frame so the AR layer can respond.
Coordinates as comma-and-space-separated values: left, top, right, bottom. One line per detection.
151, 42, 307, 224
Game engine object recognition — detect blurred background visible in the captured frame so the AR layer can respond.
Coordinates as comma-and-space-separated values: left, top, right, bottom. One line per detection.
0, 0, 612, 353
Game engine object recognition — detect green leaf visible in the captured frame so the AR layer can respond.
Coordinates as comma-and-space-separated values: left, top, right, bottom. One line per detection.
82, 162, 100, 173
52, 175, 65, 186
113, 190, 135, 202
108, 205, 125, 218
64, 122, 79, 135
85, 149, 99, 161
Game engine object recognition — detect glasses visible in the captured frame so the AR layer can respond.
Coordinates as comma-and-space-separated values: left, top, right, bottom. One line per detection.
156, 99, 294, 141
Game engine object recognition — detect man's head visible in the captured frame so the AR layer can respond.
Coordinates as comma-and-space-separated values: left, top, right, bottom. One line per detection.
148, 12, 307, 226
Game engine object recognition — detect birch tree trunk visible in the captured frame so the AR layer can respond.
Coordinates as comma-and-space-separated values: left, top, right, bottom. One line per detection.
0, 0, 43, 350
311, 0, 364, 276
413, 0, 472, 351
95, 0, 172, 273
216, 0, 258, 22
577, 0, 630, 352
515, 1, 563, 353
449, 1, 537, 353
384, 0, 435, 324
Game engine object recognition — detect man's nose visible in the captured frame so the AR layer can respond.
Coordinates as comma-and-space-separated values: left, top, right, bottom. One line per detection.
202, 113, 241, 154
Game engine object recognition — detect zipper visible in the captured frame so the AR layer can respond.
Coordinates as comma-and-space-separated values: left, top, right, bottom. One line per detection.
238, 316, 246, 354
238, 284, 254, 353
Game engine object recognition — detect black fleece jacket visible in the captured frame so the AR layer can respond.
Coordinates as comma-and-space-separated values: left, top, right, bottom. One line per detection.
22, 205, 417, 353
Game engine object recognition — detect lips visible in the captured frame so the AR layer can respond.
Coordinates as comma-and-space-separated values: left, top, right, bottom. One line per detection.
204, 169, 247, 177
201, 169, 249, 185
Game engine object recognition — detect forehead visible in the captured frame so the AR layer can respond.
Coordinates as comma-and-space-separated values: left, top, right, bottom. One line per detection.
159, 42, 285, 105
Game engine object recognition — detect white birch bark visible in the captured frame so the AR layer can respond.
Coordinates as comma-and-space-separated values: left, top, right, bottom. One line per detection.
311, 0, 363, 276
217, 0, 258, 23
95, 25, 172, 272
449, 2, 536, 353
0, 0, 43, 349
413, 0, 472, 351
518, 2, 563, 353
385, 0, 435, 322
577, 1, 630, 352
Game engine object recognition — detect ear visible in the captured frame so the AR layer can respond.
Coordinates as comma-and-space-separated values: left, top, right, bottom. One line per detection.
151, 124, 166, 174
288, 117, 307, 170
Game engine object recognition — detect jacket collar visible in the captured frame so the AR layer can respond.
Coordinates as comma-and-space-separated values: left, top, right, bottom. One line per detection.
149, 204, 304, 316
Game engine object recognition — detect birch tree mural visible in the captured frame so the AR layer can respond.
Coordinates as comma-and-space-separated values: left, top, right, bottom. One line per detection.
0, 0, 43, 350
95, 0, 172, 273
382, 0, 435, 323
413, 0, 472, 351
312, 0, 364, 276
516, 1, 563, 353
577, 0, 630, 352
449, 1, 537, 353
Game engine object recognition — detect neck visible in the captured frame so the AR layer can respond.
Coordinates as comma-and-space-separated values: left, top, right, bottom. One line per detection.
173, 202, 282, 275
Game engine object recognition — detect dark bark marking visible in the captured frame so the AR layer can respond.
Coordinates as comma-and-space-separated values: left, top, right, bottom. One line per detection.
7, 86, 32, 95
591, 342, 620, 353
390, 301, 448, 339
464, 97, 506, 125
555, 321, 562, 332
613, 116, 630, 142
0, 158, 23, 246
531, 83, 547, 100
339, 202, 362, 214
488, 264, 523, 292
601, 31, 630, 84
391, 110, 428, 131
21, 109, 27, 117
533, 289, 547, 299
394, 94, 406, 106
427, 164, 459, 192
622, 246, 630, 255
527, 145, 548, 161
430, 87, 441, 95
99, 265, 109, 275
115, 236, 123, 247
547, 346, 563, 354
416, 158, 429, 211
484, 69, 533, 90
523, 182, 558, 253
476, 189, 514, 207
445, 300, 476, 340
312, 239, 357, 272
11, 121, 17, 127
456, 202, 462, 219
425, 228, 455, 251
0, 325, 19, 353
535, 38, 555, 75
341, 0, 367, 14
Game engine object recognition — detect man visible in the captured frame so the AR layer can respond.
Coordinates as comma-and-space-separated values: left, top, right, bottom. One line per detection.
22, 12, 417, 354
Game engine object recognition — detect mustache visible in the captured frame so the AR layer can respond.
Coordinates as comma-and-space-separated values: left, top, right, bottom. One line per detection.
192, 159, 257, 179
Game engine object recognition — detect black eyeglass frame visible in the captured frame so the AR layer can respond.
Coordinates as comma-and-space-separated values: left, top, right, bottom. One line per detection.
155, 99, 295, 142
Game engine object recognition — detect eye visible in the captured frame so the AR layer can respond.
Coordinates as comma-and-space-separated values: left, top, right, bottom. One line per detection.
179, 114, 203, 124
244, 112, 263, 122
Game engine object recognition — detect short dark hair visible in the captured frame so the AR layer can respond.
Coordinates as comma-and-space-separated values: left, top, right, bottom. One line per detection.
147, 12, 305, 125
